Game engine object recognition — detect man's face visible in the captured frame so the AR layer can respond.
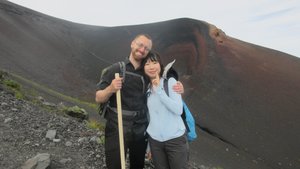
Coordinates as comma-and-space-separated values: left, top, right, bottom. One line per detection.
131, 36, 152, 61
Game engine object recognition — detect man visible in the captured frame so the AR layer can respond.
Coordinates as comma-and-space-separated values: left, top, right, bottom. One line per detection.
95, 34, 182, 169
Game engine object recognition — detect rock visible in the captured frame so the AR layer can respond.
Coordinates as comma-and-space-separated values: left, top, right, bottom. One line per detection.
11, 108, 18, 112
0, 113, 5, 118
65, 141, 72, 147
90, 136, 100, 143
59, 157, 72, 165
53, 138, 61, 143
4, 117, 12, 123
78, 137, 88, 143
45, 130, 56, 140
42, 102, 56, 107
21, 153, 50, 169
1, 102, 8, 106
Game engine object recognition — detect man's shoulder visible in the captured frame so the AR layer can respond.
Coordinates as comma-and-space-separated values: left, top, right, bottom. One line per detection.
99, 63, 117, 79
101, 61, 128, 77
104, 62, 122, 71
109, 58, 129, 69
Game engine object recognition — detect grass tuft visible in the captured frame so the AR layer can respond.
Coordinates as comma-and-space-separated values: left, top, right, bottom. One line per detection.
3, 79, 24, 99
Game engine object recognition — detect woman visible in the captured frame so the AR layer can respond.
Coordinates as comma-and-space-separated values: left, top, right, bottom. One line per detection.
142, 51, 188, 169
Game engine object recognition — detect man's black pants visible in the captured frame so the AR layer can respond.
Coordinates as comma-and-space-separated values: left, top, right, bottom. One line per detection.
105, 115, 147, 169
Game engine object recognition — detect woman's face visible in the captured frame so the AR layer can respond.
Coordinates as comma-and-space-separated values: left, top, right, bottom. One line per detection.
144, 59, 161, 80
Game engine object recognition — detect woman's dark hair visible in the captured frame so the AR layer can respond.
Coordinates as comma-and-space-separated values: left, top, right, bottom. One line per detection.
141, 51, 164, 83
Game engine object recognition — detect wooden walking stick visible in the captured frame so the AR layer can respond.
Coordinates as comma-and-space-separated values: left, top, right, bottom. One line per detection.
115, 73, 126, 169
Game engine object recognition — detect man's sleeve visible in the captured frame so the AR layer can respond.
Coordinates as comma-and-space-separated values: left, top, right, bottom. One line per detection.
96, 65, 115, 91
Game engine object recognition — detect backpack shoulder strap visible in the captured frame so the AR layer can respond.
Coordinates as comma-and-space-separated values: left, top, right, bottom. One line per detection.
118, 61, 126, 82
163, 78, 169, 96
182, 102, 189, 132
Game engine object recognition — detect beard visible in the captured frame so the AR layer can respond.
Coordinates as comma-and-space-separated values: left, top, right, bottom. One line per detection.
132, 48, 147, 61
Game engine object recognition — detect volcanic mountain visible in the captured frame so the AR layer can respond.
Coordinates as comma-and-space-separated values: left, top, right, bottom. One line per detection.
1, 1, 300, 169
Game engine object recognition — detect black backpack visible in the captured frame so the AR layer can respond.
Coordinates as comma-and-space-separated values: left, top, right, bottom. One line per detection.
97, 62, 125, 117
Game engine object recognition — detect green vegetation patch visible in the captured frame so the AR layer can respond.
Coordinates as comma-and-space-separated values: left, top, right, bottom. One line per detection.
63, 105, 89, 120
86, 119, 105, 145
86, 119, 105, 131
4, 79, 21, 90
3, 79, 24, 99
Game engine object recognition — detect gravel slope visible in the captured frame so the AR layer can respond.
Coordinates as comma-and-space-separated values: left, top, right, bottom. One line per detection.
0, 80, 206, 169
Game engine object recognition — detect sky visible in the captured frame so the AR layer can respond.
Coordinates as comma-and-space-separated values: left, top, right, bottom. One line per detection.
7, 0, 300, 57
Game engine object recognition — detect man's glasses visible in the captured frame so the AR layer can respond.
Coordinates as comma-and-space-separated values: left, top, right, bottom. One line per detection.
135, 41, 151, 52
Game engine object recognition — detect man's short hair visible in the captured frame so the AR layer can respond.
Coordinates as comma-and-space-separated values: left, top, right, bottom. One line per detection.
133, 34, 152, 41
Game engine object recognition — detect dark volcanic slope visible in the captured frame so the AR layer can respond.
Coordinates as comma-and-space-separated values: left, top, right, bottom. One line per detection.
0, 0, 108, 101
210, 36, 300, 169
1, 1, 300, 169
